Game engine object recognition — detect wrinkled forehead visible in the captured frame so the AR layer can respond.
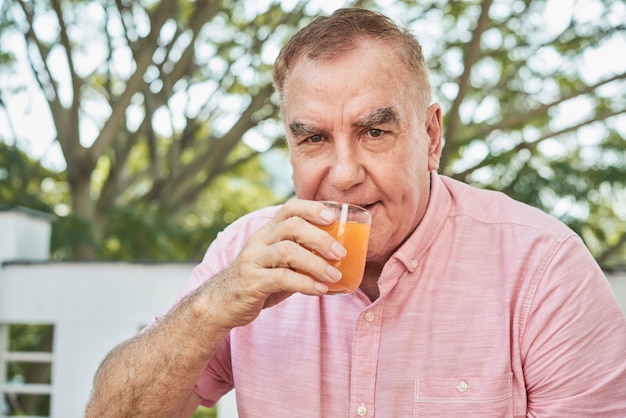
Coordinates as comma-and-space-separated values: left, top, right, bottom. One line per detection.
279, 40, 429, 116
280, 38, 415, 95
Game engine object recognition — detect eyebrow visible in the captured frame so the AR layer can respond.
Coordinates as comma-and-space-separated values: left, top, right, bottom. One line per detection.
288, 121, 319, 138
287, 106, 399, 137
356, 107, 399, 128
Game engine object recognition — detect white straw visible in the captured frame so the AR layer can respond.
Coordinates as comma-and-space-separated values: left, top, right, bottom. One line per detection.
338, 203, 348, 236
340, 203, 349, 224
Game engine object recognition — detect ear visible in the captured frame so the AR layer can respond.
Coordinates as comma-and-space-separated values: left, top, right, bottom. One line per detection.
425, 103, 443, 171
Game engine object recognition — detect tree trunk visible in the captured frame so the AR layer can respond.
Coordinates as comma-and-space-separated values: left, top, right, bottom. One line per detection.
69, 156, 98, 260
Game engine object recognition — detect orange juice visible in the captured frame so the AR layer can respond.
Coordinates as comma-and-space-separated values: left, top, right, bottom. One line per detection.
318, 221, 371, 294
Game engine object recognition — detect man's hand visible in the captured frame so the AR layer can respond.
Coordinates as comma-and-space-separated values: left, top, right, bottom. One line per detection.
206, 199, 347, 330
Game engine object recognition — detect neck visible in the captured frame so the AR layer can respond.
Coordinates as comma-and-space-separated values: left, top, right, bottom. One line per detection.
360, 262, 384, 302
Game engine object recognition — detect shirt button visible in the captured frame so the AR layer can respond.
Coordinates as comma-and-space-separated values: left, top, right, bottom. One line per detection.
410, 258, 418, 268
456, 381, 469, 392
364, 311, 374, 322
357, 404, 367, 416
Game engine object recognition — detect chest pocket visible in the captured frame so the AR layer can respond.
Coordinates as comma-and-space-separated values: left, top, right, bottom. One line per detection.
414, 374, 513, 417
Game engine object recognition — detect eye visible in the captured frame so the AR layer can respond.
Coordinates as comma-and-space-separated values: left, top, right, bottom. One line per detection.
307, 134, 324, 143
368, 129, 384, 138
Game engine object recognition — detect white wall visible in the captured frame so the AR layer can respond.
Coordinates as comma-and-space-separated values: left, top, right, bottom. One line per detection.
0, 262, 191, 417
607, 270, 626, 314
0, 209, 52, 262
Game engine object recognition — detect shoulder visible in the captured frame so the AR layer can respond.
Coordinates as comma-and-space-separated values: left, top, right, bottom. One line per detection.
439, 175, 575, 242
222, 204, 282, 236
198, 204, 283, 258
207, 204, 282, 254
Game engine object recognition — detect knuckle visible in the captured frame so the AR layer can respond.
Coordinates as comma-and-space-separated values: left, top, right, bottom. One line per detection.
270, 267, 300, 293
274, 267, 293, 283
282, 215, 305, 230
282, 198, 298, 210
273, 241, 294, 260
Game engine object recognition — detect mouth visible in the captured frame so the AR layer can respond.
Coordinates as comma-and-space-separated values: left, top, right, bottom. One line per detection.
362, 201, 380, 212
321, 198, 379, 212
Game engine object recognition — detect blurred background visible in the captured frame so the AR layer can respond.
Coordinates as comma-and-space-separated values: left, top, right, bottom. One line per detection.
1, 0, 625, 265
0, 0, 625, 416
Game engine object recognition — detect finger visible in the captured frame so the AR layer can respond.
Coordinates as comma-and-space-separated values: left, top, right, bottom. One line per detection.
260, 240, 342, 283
260, 216, 346, 261
269, 199, 336, 227
254, 265, 331, 297
233, 249, 331, 302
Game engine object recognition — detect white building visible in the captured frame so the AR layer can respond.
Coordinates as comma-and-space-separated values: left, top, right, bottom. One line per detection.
1, 207, 625, 417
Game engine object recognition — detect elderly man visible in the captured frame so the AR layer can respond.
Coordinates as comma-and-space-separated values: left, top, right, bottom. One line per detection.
86, 8, 626, 417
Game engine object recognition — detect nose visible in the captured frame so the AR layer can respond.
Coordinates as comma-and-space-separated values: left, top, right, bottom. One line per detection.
328, 140, 364, 191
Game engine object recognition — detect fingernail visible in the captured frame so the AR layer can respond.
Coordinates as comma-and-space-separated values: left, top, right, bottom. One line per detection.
314, 282, 328, 294
320, 209, 335, 222
331, 242, 347, 258
326, 265, 342, 282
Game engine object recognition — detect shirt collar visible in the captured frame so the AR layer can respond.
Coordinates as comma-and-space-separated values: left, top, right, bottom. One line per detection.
390, 171, 451, 272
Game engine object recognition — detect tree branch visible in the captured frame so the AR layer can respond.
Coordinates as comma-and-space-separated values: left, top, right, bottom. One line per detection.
50, 0, 82, 149
174, 136, 286, 211
440, 0, 494, 170
464, 71, 626, 142
15, 0, 69, 152
98, 116, 152, 210
453, 107, 626, 180
152, 83, 274, 203
167, 0, 221, 83
86, 1, 177, 168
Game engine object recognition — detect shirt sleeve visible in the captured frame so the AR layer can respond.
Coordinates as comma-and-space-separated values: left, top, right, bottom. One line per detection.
194, 334, 234, 408
521, 234, 626, 416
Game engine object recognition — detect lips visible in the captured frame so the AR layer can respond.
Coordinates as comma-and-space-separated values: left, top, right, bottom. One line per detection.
320, 198, 379, 212
362, 201, 380, 212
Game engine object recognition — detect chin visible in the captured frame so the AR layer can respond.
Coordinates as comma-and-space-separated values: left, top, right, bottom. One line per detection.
365, 246, 391, 265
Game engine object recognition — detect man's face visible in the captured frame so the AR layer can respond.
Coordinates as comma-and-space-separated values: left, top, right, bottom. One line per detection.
282, 39, 442, 264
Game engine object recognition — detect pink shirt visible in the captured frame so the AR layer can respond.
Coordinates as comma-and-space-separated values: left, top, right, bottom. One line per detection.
175, 172, 626, 417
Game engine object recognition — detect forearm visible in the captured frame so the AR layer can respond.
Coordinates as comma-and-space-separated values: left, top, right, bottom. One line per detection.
85, 282, 230, 418
85, 200, 343, 416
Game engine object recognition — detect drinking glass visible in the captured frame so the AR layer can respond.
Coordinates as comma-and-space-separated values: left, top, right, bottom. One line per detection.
317, 201, 371, 295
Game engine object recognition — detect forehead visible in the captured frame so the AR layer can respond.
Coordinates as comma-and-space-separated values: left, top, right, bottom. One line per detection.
286, 39, 408, 85
281, 41, 418, 121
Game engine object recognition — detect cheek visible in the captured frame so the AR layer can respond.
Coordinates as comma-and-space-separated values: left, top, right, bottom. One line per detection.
290, 157, 322, 199
383, 148, 423, 191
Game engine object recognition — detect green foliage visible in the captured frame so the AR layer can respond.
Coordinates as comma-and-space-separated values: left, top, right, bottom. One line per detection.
93, 142, 285, 261
0, 139, 285, 261
381, 0, 626, 266
0, 0, 301, 261
5, 324, 53, 416
50, 211, 99, 260
192, 406, 218, 418
0, 0, 301, 259
8, 324, 53, 352
0, 142, 62, 213
0, 0, 624, 266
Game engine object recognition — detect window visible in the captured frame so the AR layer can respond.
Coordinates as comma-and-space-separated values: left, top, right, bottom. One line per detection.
0, 324, 54, 418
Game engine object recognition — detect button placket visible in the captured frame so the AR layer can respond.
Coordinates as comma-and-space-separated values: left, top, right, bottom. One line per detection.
350, 304, 382, 418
